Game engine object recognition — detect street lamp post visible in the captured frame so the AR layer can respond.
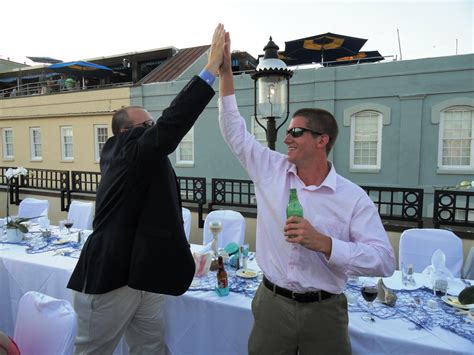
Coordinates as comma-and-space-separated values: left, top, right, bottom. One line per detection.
251, 37, 293, 150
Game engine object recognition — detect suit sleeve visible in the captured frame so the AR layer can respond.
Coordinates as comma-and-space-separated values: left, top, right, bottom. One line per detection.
139, 76, 215, 156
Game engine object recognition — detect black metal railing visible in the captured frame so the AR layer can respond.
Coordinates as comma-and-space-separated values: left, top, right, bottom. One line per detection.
209, 178, 257, 214
178, 176, 206, 228
361, 186, 424, 228
4, 165, 474, 233
433, 189, 474, 228
58, 171, 102, 211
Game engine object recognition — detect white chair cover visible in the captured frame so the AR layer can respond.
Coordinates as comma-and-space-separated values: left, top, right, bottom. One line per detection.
182, 208, 192, 241
463, 246, 474, 279
67, 200, 94, 230
203, 210, 245, 248
14, 291, 76, 355
399, 228, 463, 277
18, 198, 49, 222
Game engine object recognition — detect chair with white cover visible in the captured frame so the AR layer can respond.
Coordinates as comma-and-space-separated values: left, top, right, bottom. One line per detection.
182, 207, 192, 241
14, 291, 76, 355
18, 198, 49, 222
67, 200, 94, 230
463, 246, 474, 279
399, 228, 463, 277
203, 210, 245, 248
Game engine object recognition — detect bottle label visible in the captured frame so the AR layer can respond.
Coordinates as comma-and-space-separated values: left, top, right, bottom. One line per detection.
218, 278, 228, 288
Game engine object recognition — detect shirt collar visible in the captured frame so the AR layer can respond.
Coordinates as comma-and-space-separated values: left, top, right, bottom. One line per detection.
286, 161, 337, 192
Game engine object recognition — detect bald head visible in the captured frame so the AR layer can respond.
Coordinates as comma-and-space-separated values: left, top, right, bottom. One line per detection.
112, 106, 153, 135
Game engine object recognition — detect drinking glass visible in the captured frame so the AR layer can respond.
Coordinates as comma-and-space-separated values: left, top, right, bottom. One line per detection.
208, 220, 222, 259
64, 220, 74, 239
240, 244, 249, 271
360, 279, 378, 322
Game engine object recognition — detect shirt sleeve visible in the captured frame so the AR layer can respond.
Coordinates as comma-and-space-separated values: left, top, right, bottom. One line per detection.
328, 194, 396, 278
198, 69, 216, 87
218, 95, 288, 183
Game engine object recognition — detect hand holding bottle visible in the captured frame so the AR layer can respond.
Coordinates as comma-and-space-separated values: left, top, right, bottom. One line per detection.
284, 216, 333, 260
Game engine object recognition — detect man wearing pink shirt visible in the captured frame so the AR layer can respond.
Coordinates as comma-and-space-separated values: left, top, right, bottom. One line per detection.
218, 32, 396, 354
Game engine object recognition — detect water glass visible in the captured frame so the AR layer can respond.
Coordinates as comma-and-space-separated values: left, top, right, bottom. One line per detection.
402, 263, 414, 286
59, 220, 67, 237
38, 217, 50, 229
240, 244, 249, 270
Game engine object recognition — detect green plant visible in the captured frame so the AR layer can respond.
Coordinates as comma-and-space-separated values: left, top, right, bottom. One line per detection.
5, 217, 35, 233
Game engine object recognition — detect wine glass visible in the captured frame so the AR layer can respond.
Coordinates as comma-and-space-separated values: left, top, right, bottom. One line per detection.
64, 220, 74, 239
208, 220, 222, 259
360, 279, 378, 322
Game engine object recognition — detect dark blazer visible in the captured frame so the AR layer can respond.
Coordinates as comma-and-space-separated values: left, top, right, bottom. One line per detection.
67, 76, 214, 295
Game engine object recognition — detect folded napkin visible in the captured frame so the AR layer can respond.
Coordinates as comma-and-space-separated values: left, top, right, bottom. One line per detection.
422, 249, 454, 289
193, 251, 212, 277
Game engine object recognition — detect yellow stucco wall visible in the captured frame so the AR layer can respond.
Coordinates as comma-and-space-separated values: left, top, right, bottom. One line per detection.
0, 87, 130, 171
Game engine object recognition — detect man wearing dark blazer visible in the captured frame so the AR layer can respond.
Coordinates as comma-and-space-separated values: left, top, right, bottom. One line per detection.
68, 24, 226, 354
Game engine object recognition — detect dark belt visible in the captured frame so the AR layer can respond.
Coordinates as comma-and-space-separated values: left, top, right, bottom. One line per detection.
263, 276, 336, 303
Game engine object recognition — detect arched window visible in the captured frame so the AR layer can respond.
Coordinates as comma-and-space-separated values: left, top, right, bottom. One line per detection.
350, 110, 383, 170
438, 106, 474, 170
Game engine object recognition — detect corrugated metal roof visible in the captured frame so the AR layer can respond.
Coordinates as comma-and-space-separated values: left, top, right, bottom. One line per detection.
137, 45, 210, 84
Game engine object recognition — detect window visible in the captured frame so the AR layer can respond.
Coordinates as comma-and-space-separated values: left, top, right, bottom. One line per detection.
350, 110, 382, 170
2, 128, 13, 160
176, 128, 194, 166
438, 106, 474, 170
251, 117, 267, 145
94, 125, 109, 161
29, 127, 42, 160
61, 126, 74, 160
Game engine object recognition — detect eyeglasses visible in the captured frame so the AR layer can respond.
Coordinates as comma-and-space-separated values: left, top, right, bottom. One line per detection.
125, 119, 155, 130
286, 127, 325, 138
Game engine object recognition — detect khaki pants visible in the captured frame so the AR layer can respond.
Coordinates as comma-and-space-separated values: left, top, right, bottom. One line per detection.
249, 283, 351, 355
72, 286, 165, 355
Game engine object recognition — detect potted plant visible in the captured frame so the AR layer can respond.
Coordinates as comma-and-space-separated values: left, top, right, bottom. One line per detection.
5, 216, 31, 242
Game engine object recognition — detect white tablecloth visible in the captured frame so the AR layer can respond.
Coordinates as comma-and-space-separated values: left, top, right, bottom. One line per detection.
1, 243, 473, 355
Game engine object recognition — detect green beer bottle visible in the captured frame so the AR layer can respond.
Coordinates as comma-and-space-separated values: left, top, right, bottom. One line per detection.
286, 188, 304, 218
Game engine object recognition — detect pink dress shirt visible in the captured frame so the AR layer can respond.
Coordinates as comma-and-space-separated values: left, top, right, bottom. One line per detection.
219, 95, 396, 294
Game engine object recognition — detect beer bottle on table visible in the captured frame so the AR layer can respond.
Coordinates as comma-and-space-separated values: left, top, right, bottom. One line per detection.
217, 256, 228, 289
286, 188, 303, 218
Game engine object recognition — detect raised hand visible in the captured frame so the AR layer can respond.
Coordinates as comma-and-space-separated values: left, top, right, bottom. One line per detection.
205, 23, 226, 76
218, 31, 234, 96
219, 31, 232, 76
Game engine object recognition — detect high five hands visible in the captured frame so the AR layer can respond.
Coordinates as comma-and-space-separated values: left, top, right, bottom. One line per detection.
205, 24, 227, 77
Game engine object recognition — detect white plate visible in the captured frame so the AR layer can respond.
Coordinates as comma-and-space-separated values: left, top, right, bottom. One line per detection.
236, 269, 257, 279
382, 273, 425, 291
423, 278, 466, 297
441, 295, 474, 310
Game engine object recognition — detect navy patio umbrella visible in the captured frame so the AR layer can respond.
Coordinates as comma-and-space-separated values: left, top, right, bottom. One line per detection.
48, 61, 113, 88
281, 32, 367, 66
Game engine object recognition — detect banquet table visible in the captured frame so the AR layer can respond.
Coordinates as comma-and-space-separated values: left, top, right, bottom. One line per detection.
0, 240, 473, 355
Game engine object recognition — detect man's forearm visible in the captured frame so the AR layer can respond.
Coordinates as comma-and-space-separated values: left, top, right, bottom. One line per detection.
219, 71, 234, 97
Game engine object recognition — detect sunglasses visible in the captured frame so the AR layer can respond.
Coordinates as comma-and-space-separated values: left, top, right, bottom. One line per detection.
286, 127, 325, 138
125, 119, 155, 130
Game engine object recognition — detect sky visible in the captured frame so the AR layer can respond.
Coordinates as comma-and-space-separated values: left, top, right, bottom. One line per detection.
1, 0, 472, 66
